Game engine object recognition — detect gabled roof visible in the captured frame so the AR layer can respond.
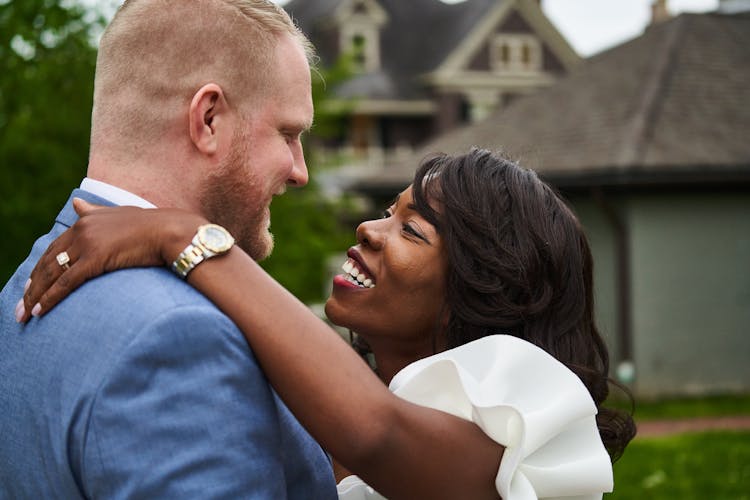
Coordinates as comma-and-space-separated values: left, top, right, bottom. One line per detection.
362, 12, 750, 189
286, 0, 498, 68
285, 0, 505, 99
284, 0, 341, 25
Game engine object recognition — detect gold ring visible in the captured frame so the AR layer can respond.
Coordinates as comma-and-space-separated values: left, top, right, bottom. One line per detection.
56, 251, 71, 271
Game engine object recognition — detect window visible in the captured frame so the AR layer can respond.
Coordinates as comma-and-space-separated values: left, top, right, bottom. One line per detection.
342, 27, 380, 72
337, 0, 387, 73
500, 43, 510, 64
521, 44, 531, 65
490, 35, 541, 72
352, 34, 366, 68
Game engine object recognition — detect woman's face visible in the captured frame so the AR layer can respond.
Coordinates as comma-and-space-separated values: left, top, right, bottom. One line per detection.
325, 185, 449, 349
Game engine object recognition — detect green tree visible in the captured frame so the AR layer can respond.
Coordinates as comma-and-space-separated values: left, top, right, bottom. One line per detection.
0, 0, 105, 282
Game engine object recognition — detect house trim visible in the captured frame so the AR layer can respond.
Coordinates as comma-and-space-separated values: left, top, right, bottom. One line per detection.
436, 1, 516, 73
514, 0, 580, 68
423, 70, 556, 89
321, 99, 437, 116
539, 166, 750, 191
432, 0, 580, 78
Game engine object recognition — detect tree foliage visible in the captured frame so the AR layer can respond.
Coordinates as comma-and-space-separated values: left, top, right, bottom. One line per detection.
0, 0, 104, 283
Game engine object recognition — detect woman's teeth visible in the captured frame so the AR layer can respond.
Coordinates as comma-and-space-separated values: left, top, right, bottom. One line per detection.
342, 260, 375, 288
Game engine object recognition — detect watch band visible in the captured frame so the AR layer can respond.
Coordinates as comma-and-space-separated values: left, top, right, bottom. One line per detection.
171, 244, 206, 278
171, 224, 234, 279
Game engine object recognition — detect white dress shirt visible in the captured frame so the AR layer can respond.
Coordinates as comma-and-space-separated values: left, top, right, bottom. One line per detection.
80, 178, 156, 209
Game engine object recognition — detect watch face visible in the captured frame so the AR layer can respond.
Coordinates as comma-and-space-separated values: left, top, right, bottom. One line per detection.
199, 224, 235, 253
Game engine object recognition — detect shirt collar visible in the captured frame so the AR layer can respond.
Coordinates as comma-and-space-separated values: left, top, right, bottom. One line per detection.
80, 178, 157, 209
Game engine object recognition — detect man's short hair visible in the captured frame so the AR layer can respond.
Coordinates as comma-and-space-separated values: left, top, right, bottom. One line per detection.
91, 0, 313, 150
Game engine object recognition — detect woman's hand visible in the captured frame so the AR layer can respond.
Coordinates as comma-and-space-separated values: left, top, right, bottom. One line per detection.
17, 198, 207, 322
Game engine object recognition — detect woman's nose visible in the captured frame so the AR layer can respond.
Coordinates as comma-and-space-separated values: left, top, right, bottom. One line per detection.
356, 219, 384, 250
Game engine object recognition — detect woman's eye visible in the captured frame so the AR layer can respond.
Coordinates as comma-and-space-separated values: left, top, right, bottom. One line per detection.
402, 223, 422, 239
381, 210, 391, 219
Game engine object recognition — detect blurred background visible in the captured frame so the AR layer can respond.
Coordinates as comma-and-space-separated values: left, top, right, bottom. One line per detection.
2, 0, 748, 496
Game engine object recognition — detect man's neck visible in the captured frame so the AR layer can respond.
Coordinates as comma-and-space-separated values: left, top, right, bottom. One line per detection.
86, 155, 194, 211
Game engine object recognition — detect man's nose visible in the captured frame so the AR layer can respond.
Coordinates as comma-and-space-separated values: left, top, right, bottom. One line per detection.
287, 148, 308, 187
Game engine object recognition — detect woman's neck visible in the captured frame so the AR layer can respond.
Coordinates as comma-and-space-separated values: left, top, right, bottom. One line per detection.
365, 337, 439, 385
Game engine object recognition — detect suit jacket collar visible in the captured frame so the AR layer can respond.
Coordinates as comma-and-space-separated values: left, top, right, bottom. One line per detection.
54, 189, 117, 229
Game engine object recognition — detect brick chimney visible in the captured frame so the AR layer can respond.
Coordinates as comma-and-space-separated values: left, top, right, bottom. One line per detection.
718, 0, 750, 13
651, 0, 671, 25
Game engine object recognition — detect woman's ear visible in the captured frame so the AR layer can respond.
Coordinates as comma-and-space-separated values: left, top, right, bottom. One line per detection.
189, 83, 229, 156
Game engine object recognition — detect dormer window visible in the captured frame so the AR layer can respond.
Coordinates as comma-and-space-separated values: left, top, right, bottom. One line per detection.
351, 33, 367, 69
335, 0, 388, 73
491, 34, 541, 73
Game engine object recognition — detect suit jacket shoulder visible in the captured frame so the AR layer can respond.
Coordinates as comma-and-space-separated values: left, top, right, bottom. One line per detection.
0, 191, 336, 499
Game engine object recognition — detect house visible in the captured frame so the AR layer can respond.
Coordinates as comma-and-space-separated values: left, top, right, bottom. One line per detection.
283, 0, 580, 173
352, 7, 750, 398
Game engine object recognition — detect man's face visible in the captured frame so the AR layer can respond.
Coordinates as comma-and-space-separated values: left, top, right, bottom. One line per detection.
201, 34, 313, 260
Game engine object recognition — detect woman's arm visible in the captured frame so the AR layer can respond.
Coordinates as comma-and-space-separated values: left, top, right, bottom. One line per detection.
22, 200, 503, 499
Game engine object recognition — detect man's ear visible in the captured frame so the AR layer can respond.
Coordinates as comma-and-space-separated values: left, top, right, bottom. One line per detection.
189, 83, 230, 156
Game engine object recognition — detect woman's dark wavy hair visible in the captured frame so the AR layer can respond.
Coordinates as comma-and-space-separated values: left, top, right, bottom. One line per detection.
410, 148, 636, 461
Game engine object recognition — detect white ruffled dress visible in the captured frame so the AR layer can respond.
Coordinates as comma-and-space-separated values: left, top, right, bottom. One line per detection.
337, 335, 613, 500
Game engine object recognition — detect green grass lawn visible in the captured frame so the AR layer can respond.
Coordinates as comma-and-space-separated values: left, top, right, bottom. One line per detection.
607, 430, 750, 499
606, 393, 750, 422
628, 394, 750, 421
603, 395, 750, 499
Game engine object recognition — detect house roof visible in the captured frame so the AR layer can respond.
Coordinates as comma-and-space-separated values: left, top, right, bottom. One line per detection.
357, 12, 750, 190
285, 0, 501, 99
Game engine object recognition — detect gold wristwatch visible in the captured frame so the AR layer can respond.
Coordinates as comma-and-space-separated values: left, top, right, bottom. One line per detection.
171, 224, 235, 278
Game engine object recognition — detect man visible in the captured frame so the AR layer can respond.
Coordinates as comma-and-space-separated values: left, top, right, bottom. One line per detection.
0, 0, 336, 497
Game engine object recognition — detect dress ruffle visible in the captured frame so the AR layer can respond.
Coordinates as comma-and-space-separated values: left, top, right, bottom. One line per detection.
337, 335, 613, 500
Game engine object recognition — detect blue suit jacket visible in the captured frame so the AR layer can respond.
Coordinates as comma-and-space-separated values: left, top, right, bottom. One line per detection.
0, 190, 336, 499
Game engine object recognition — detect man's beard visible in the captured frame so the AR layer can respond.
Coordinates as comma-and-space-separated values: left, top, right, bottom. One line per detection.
199, 130, 274, 261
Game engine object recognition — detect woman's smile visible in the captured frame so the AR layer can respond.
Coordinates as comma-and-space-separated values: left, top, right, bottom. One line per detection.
335, 248, 376, 289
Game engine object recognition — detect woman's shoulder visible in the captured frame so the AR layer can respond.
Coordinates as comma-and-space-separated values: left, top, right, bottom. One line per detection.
337, 475, 386, 500
389, 335, 613, 499
389, 335, 595, 417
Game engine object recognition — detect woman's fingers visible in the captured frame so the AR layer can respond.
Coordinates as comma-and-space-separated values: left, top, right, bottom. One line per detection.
17, 204, 167, 323
17, 229, 76, 322
21, 256, 92, 322
15, 204, 205, 323
19, 203, 127, 321
72, 198, 106, 216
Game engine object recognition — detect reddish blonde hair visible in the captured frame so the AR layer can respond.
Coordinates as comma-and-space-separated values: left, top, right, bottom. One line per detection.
91, 0, 313, 151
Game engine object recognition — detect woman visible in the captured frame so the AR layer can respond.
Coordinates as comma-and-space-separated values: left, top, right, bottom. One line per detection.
20, 149, 635, 499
